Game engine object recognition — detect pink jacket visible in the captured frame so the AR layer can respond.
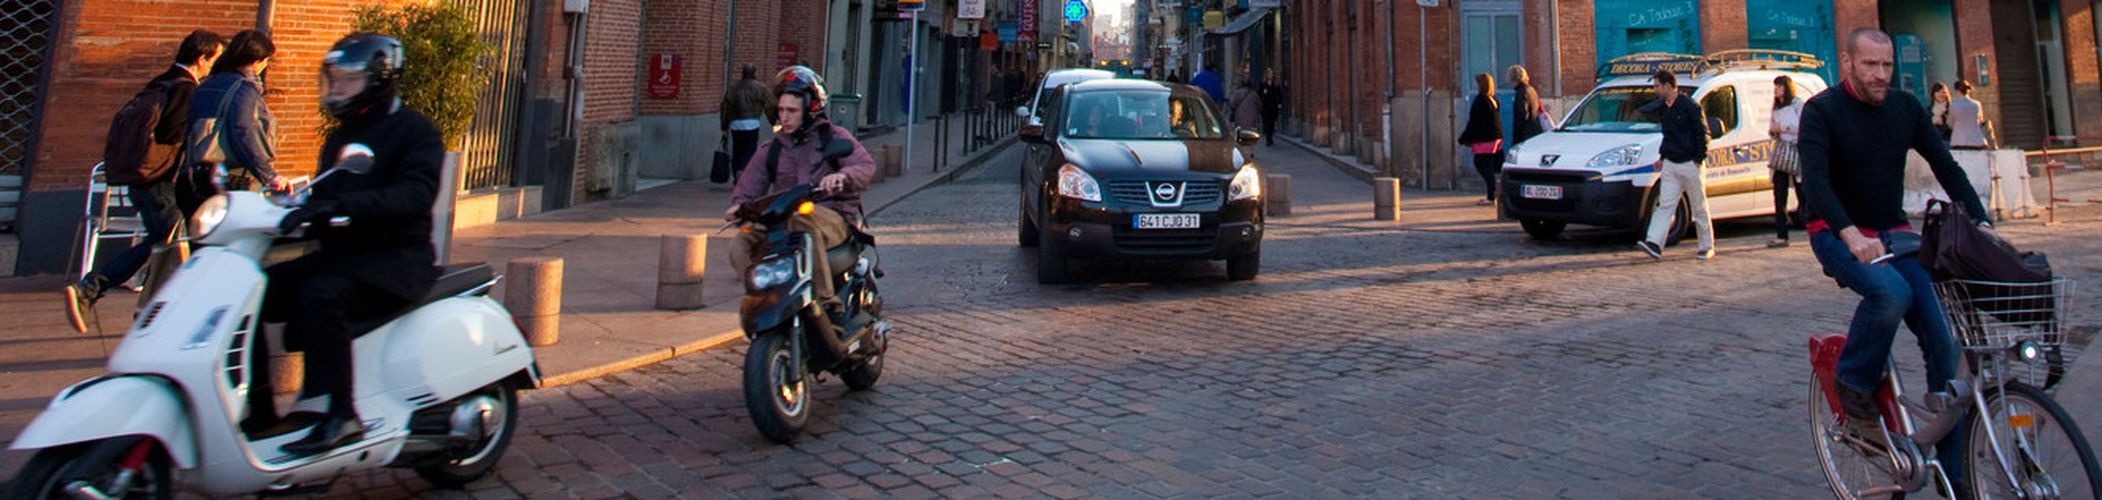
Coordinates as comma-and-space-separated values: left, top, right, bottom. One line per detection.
731, 121, 878, 222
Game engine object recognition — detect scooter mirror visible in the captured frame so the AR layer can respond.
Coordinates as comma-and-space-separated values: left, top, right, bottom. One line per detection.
335, 143, 376, 175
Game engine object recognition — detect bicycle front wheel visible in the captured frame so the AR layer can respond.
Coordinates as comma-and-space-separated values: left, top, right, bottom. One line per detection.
1964, 382, 2102, 499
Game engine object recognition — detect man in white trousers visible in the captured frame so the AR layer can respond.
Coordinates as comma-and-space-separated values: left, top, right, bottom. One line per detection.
1637, 69, 1715, 260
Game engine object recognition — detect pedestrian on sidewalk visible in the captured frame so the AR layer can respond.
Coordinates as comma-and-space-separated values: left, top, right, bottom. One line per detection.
721, 65, 772, 183
1768, 75, 1806, 248
1635, 69, 1715, 260
1191, 63, 1225, 104
1506, 65, 1547, 147
1458, 72, 1505, 206
1929, 82, 1953, 142
183, 29, 291, 211
1227, 76, 1260, 141
64, 30, 224, 333
1258, 70, 1284, 146
1948, 80, 1997, 150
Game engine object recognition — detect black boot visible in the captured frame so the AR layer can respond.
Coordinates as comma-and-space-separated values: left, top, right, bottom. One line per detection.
281, 413, 364, 456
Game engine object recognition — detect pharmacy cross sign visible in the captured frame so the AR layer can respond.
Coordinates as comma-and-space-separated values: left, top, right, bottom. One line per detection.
1063, 0, 1086, 23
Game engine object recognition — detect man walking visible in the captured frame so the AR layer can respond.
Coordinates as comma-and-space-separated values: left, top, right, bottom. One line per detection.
720, 65, 772, 183
1258, 70, 1283, 146
65, 30, 224, 333
1636, 69, 1715, 260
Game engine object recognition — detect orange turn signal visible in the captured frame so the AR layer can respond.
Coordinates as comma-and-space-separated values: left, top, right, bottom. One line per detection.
797, 201, 815, 216
2010, 414, 2036, 429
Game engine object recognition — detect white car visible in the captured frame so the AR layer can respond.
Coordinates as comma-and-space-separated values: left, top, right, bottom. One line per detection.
1016, 68, 1116, 125
1499, 50, 1829, 241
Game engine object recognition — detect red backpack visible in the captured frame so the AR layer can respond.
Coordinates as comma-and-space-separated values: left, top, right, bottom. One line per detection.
102, 79, 183, 186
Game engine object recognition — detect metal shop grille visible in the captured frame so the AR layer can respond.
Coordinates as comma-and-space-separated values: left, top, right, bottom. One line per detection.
0, 0, 58, 176
454, 0, 529, 191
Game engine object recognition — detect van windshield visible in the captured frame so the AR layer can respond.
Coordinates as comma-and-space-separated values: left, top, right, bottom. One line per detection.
1558, 85, 1696, 134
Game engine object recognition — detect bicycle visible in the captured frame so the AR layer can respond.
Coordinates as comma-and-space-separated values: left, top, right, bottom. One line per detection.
1809, 276, 2101, 498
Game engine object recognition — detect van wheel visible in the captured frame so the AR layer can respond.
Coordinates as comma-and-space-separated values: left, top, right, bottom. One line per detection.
1226, 251, 1260, 281
1519, 220, 1565, 240
1636, 197, 1694, 246
1018, 205, 1040, 247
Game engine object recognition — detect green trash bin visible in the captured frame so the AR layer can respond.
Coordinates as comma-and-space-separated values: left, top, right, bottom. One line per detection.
829, 93, 863, 132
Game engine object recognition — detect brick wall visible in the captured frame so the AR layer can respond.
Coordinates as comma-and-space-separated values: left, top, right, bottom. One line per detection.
637, 0, 723, 116
1558, 0, 1597, 97
573, 0, 642, 200
269, 0, 427, 175
1699, 0, 1748, 52
2059, 0, 2102, 143
777, 0, 830, 73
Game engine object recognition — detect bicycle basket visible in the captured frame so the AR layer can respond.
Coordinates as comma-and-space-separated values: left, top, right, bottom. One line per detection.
1934, 278, 2073, 350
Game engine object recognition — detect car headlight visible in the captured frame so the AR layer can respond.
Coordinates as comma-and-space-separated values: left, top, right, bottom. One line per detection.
746, 256, 798, 291
1057, 164, 1101, 202
1229, 165, 1262, 201
1503, 145, 1523, 165
1586, 144, 1645, 169
190, 194, 230, 239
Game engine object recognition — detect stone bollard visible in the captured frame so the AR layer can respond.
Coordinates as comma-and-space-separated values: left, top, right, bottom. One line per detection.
1374, 177, 1402, 221
881, 145, 904, 178
1264, 174, 1292, 216
655, 235, 706, 310
506, 257, 563, 346
269, 325, 301, 395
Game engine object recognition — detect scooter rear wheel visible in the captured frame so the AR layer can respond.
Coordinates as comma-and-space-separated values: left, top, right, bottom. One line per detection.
8, 437, 171, 500
414, 383, 520, 488
745, 332, 809, 443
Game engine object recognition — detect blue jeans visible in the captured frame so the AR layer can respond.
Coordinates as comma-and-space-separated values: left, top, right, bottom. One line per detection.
83, 181, 180, 294
1811, 230, 1966, 477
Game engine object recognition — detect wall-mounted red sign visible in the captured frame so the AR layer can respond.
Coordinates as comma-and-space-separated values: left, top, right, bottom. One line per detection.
777, 43, 800, 70
647, 54, 681, 99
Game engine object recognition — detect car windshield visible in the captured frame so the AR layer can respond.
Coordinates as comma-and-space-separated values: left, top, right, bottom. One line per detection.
1557, 85, 1696, 133
1062, 90, 1226, 140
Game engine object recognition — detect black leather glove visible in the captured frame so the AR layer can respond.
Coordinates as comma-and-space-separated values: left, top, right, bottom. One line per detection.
278, 201, 340, 235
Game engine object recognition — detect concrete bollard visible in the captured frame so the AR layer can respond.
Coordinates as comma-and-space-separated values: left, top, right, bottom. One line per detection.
881, 145, 904, 178
269, 325, 301, 395
655, 235, 707, 310
1264, 174, 1292, 216
506, 257, 564, 346
1374, 177, 1402, 221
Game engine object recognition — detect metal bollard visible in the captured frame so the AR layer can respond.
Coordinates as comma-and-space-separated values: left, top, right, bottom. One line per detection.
1265, 174, 1292, 216
1374, 177, 1402, 221
655, 235, 706, 310
506, 257, 563, 346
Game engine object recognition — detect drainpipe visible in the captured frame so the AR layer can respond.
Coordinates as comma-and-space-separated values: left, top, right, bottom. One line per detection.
255, 0, 273, 31
1547, 0, 1561, 98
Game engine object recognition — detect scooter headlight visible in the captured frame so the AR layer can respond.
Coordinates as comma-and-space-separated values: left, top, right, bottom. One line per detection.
747, 257, 798, 291
1229, 165, 1262, 201
190, 195, 231, 239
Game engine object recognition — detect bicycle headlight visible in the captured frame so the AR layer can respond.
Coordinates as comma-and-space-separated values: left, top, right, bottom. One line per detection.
2017, 341, 2043, 362
1229, 165, 1262, 201
746, 256, 797, 291
1056, 164, 1101, 202
190, 194, 230, 238
1586, 144, 1645, 169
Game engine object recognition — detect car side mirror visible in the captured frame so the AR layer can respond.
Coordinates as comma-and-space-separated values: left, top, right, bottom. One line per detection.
1708, 116, 1727, 139
1236, 129, 1262, 147
1015, 106, 1030, 118
1019, 124, 1047, 144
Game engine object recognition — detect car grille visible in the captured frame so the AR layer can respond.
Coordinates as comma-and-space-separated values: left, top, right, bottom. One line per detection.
1113, 227, 1216, 255
1107, 180, 1222, 207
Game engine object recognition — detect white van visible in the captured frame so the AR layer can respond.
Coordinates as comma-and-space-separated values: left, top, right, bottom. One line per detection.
1499, 50, 1828, 241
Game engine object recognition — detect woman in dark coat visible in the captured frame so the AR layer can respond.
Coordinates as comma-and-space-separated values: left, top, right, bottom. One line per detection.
1457, 73, 1504, 205
1506, 65, 1546, 146
184, 29, 288, 212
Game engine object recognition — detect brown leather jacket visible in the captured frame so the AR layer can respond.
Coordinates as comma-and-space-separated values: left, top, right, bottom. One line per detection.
721, 77, 773, 130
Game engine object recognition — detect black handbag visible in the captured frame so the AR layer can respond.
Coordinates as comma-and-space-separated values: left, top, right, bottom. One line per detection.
710, 136, 732, 183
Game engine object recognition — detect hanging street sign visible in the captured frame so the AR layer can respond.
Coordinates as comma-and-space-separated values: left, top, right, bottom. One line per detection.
899, 0, 924, 12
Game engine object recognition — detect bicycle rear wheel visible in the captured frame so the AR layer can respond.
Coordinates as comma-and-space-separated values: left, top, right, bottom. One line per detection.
1964, 382, 2102, 499
1812, 376, 1900, 498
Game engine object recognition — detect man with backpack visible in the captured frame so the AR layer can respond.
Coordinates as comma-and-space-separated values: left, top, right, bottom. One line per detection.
65, 30, 224, 333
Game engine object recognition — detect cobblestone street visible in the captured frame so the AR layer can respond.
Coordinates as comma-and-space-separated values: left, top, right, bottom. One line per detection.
29, 142, 2102, 499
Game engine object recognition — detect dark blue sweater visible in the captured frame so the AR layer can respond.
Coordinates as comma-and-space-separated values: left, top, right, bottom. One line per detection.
1797, 83, 1987, 232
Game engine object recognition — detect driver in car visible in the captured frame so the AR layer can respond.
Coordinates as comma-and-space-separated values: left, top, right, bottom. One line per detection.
724, 66, 876, 334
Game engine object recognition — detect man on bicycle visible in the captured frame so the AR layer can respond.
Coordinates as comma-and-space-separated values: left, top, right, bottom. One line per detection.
1798, 28, 1991, 485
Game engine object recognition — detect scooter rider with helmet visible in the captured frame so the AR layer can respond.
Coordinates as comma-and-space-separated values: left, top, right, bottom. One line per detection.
724, 66, 877, 335
255, 32, 445, 456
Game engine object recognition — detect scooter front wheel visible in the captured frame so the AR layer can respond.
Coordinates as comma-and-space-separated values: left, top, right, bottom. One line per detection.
8, 436, 172, 500
744, 332, 809, 443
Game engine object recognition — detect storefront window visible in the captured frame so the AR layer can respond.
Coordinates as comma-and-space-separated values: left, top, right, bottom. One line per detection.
1594, 0, 1702, 66
1746, 0, 1838, 84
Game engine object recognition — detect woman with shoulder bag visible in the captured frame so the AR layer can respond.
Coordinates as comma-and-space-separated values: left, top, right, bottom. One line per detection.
1767, 75, 1805, 248
182, 29, 289, 215
1458, 73, 1505, 206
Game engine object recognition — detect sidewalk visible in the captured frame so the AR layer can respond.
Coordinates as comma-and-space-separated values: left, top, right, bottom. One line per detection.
0, 114, 1015, 465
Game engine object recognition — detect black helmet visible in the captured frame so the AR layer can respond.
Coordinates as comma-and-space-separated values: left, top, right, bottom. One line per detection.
773, 65, 828, 123
321, 32, 405, 119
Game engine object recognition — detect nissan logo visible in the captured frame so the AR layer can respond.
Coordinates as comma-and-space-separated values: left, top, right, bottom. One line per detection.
1154, 184, 1177, 200
1147, 182, 1185, 207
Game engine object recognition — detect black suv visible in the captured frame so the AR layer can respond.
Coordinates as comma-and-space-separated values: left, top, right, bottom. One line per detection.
1017, 79, 1265, 283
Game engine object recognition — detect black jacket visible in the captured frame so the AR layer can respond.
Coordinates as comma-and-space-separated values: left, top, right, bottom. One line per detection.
1650, 94, 1709, 163
309, 101, 443, 300
149, 66, 201, 146
1798, 84, 1988, 232
1258, 83, 1284, 118
1509, 84, 1546, 144
1458, 93, 1503, 147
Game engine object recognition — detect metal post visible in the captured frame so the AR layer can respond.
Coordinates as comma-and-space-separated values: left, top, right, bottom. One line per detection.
907, 11, 919, 173
1419, 3, 1429, 187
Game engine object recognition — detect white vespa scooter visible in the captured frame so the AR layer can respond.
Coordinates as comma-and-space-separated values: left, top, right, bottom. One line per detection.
7, 147, 541, 498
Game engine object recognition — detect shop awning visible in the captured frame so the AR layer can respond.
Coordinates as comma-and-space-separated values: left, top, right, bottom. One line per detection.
1208, 8, 1272, 36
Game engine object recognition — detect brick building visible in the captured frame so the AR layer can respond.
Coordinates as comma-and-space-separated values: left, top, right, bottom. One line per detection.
1281, 0, 2102, 191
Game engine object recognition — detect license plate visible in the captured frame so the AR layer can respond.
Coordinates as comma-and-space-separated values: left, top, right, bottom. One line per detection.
1521, 185, 1564, 200
1134, 213, 1201, 230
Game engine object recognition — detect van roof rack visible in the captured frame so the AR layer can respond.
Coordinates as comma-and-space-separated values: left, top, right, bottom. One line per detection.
1703, 49, 1824, 72
1596, 53, 1707, 81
